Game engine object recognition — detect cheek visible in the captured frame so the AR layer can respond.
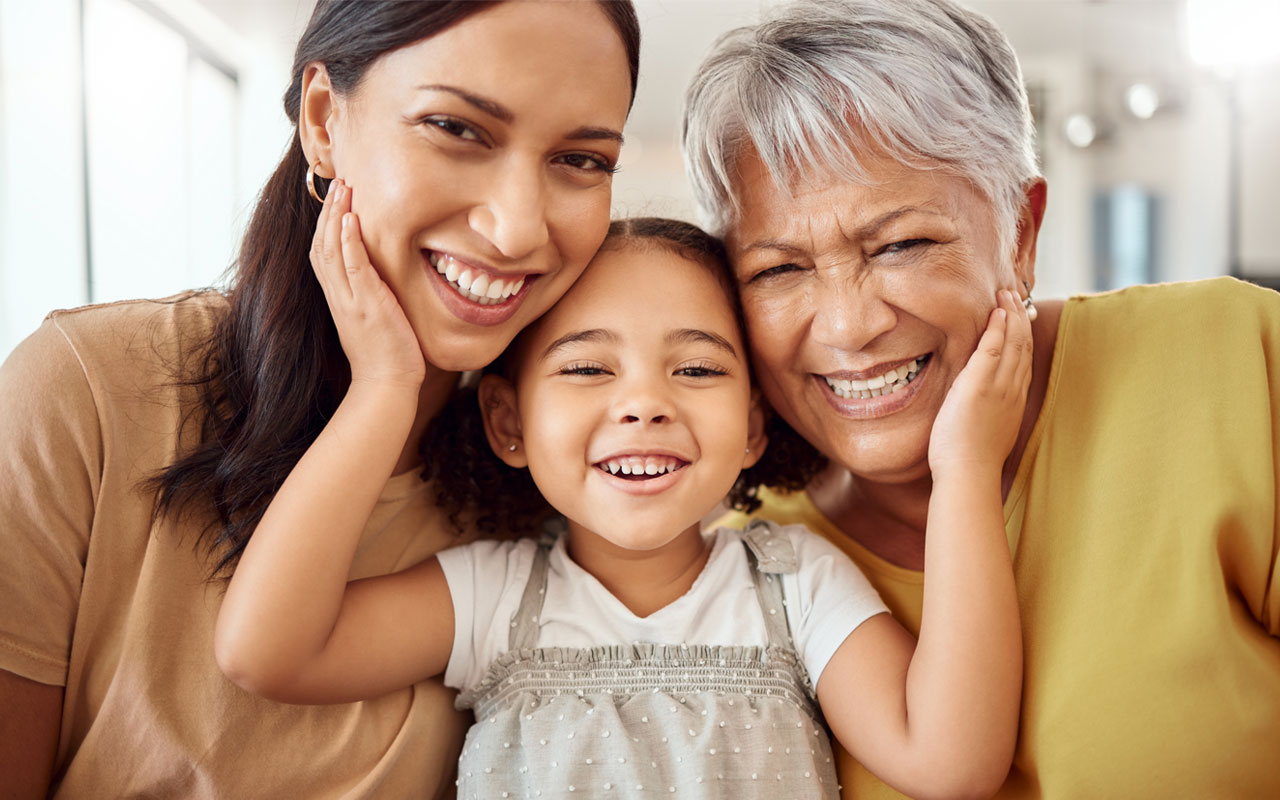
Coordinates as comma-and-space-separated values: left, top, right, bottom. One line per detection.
522, 390, 587, 455
743, 296, 808, 379
551, 191, 612, 273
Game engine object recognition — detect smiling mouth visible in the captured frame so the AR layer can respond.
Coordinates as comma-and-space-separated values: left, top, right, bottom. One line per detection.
428, 251, 527, 306
824, 354, 931, 400
595, 455, 690, 480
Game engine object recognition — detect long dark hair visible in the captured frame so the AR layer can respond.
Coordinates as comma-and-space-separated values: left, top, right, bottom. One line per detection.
150, 0, 641, 577
421, 217, 825, 538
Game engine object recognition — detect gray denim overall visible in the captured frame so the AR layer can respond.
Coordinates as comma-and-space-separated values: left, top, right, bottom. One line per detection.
454, 520, 840, 799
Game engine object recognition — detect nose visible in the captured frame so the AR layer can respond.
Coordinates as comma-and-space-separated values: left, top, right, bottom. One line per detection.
610, 375, 676, 426
467, 160, 550, 259
810, 271, 897, 353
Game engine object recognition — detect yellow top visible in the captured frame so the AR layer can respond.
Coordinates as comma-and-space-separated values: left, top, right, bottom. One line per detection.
721, 278, 1280, 798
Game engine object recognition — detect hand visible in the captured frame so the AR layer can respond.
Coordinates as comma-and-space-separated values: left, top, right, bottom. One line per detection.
928, 289, 1033, 477
310, 179, 426, 390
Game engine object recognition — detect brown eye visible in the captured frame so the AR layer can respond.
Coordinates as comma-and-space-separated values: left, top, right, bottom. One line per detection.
555, 152, 617, 174
422, 116, 485, 143
877, 238, 933, 256
750, 263, 802, 282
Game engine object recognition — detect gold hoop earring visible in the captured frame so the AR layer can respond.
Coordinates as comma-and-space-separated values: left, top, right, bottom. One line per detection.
305, 159, 326, 203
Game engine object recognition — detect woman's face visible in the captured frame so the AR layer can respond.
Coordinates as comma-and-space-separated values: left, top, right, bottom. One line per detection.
322, 2, 632, 372
727, 147, 1028, 484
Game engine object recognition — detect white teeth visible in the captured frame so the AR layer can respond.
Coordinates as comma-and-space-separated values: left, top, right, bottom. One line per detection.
824, 357, 926, 400
598, 456, 683, 477
431, 253, 526, 306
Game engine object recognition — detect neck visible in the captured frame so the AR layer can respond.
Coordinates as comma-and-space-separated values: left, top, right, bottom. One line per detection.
809, 466, 932, 569
565, 522, 711, 618
393, 363, 461, 475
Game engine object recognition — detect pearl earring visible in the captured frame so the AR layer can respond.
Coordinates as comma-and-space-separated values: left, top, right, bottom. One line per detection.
508, 444, 518, 452
1022, 281, 1038, 322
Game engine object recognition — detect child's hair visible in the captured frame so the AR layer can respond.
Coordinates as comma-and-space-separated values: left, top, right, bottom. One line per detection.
420, 217, 826, 537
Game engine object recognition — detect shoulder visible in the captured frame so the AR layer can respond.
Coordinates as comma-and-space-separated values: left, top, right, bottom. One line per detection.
713, 519, 855, 573
1058, 278, 1278, 373
1065, 277, 1276, 335
44, 291, 228, 365
436, 537, 540, 586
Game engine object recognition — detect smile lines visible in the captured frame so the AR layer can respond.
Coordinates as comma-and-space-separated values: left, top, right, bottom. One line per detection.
824, 355, 928, 399
429, 252, 526, 306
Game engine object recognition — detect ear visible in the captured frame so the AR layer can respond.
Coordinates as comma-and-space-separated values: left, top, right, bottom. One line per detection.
298, 62, 340, 179
742, 389, 769, 469
478, 374, 527, 468
1011, 178, 1048, 293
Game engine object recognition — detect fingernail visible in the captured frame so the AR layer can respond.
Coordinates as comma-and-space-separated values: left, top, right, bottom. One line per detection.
996, 308, 1007, 320
341, 213, 350, 232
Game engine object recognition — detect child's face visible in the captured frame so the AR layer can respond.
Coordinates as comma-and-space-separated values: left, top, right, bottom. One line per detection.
499, 245, 760, 549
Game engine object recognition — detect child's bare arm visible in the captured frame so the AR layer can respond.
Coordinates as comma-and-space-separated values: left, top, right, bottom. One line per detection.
817, 290, 1030, 800
215, 181, 453, 704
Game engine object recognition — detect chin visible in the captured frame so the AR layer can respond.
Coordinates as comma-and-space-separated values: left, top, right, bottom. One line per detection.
419, 336, 511, 374
822, 433, 932, 483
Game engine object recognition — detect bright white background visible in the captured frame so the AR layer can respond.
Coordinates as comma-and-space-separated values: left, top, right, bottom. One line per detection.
2, 0, 1278, 362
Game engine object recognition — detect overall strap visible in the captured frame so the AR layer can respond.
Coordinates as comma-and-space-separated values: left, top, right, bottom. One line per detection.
507, 528, 558, 651
741, 518, 800, 650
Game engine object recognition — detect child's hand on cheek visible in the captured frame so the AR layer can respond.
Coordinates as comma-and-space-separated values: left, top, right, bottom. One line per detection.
928, 289, 1033, 479
311, 180, 425, 392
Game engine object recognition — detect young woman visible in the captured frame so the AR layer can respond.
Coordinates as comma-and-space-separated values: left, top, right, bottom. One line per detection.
0, 2, 638, 797
216, 216, 1030, 799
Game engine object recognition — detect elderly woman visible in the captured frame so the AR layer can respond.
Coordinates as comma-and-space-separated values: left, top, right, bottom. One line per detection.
686, 0, 1280, 797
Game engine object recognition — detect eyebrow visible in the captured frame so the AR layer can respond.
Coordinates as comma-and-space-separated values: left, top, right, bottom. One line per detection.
418, 84, 512, 123
539, 328, 739, 361
737, 206, 937, 256
417, 84, 624, 145
540, 329, 618, 360
667, 328, 739, 359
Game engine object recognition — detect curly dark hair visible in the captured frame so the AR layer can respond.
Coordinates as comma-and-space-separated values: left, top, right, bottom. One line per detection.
421, 217, 827, 537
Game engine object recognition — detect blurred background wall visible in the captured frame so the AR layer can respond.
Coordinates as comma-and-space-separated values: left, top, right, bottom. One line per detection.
2, 0, 1278, 361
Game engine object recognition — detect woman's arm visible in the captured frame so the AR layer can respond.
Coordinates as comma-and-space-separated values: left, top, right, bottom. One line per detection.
0, 670, 62, 799
215, 181, 453, 704
817, 290, 1030, 800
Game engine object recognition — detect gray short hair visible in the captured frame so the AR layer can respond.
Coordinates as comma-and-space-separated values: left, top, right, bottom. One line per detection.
682, 0, 1040, 255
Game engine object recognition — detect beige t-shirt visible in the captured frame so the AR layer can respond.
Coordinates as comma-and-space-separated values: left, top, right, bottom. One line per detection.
0, 294, 469, 798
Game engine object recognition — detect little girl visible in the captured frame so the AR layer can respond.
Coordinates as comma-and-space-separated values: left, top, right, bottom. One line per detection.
216, 211, 1030, 799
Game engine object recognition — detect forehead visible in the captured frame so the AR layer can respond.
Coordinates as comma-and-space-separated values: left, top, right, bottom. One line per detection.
524, 247, 741, 349
358, 2, 630, 123
726, 146, 985, 253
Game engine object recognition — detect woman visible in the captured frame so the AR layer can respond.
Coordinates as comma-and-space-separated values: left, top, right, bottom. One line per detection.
0, 1, 638, 796
685, 0, 1280, 797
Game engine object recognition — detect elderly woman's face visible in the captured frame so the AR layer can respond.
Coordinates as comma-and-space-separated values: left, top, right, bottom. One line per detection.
727, 148, 1025, 483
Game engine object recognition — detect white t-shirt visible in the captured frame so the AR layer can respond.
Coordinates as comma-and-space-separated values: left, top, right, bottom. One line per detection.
437, 524, 888, 694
